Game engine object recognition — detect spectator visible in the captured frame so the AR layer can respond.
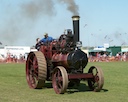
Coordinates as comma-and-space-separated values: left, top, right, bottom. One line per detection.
122, 53, 126, 61
13, 55, 17, 63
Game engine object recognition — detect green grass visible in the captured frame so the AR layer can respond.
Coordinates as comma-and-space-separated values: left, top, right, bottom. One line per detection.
0, 62, 128, 102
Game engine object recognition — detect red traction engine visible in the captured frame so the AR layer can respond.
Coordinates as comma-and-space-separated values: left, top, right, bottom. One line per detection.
26, 16, 104, 94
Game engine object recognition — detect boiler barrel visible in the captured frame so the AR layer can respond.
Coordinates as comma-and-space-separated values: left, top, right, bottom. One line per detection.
67, 49, 88, 69
51, 49, 88, 69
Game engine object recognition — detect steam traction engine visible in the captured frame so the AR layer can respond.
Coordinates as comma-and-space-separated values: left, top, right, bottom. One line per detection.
26, 16, 104, 94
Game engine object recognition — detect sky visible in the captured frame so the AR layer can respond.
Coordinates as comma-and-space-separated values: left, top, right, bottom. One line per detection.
0, 0, 128, 47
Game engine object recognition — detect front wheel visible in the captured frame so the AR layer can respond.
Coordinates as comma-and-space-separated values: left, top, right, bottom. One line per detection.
87, 66, 104, 92
52, 66, 68, 94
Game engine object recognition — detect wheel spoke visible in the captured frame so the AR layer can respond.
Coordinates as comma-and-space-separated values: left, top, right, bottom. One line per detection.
34, 65, 38, 69
57, 70, 60, 77
58, 82, 63, 89
31, 77, 35, 84
28, 58, 33, 64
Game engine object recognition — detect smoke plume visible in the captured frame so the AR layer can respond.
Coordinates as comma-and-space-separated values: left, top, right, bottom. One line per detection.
21, 0, 56, 20
21, 0, 79, 20
0, 0, 79, 46
58, 0, 79, 15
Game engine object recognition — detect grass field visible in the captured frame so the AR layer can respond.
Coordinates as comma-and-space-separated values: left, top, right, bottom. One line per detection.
0, 62, 128, 102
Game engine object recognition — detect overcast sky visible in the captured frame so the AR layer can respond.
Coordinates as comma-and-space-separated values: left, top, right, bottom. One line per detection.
0, 0, 128, 47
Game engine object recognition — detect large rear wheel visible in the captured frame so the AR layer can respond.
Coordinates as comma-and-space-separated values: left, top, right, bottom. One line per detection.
52, 66, 68, 94
26, 51, 47, 89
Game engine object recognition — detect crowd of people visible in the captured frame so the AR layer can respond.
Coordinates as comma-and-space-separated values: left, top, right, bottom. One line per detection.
6, 53, 26, 63
88, 52, 128, 62
0, 53, 26, 63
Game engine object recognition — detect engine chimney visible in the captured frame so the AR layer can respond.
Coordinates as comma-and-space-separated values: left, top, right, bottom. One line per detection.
72, 15, 80, 43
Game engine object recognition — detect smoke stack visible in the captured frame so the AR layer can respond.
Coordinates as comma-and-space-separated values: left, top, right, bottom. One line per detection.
72, 15, 80, 43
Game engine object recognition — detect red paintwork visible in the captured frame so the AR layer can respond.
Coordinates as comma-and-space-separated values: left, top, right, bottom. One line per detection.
52, 53, 69, 68
68, 73, 94, 79
39, 41, 69, 68
39, 41, 57, 59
